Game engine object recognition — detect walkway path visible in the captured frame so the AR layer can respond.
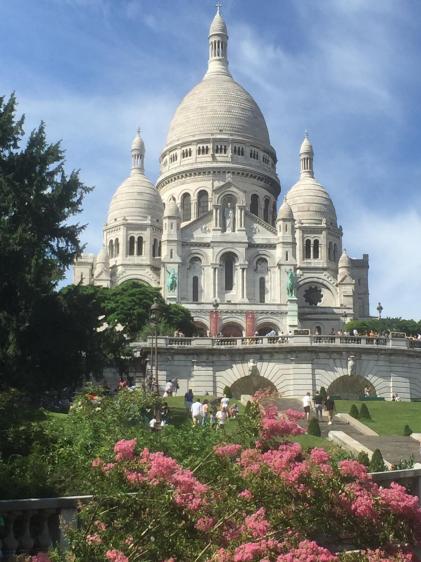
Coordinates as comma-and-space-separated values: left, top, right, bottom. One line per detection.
272, 398, 421, 465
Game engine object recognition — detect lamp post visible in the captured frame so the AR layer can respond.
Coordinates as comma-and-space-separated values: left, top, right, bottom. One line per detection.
342, 311, 348, 329
377, 302, 383, 320
150, 298, 161, 394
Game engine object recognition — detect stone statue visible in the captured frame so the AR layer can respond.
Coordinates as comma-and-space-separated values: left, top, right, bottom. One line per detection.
347, 355, 356, 376
224, 202, 234, 233
166, 268, 177, 292
286, 269, 297, 298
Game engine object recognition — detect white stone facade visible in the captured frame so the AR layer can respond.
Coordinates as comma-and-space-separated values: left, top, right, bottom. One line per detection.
74, 7, 369, 336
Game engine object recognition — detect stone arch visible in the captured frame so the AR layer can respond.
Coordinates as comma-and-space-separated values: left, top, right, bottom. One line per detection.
187, 249, 209, 266
230, 375, 277, 399
256, 322, 279, 336
216, 359, 291, 397
193, 320, 208, 336
327, 375, 376, 400
297, 280, 336, 307
221, 322, 243, 337
116, 274, 153, 286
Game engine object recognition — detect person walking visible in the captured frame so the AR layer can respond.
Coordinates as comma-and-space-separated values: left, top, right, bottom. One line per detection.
184, 389, 193, 412
191, 398, 203, 426
303, 392, 311, 421
215, 407, 227, 430
202, 399, 209, 425
313, 391, 323, 420
325, 394, 335, 425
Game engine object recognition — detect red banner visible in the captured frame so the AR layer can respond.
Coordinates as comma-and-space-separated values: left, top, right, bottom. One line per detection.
209, 310, 220, 337
245, 311, 256, 337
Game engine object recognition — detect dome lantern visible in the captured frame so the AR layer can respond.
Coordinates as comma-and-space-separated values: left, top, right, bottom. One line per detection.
205, 2, 231, 78
131, 127, 145, 173
300, 131, 314, 179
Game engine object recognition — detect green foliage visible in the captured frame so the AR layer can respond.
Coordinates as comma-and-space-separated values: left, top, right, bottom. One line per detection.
349, 404, 360, 419
357, 451, 370, 467
307, 417, 321, 437
394, 454, 415, 470
345, 317, 421, 337
319, 386, 327, 402
223, 385, 233, 399
403, 424, 413, 436
369, 448, 386, 472
359, 403, 371, 420
0, 93, 91, 391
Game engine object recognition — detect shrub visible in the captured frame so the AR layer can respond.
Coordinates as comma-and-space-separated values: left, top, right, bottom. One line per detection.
349, 404, 360, 419
403, 424, 413, 436
369, 448, 386, 472
359, 403, 371, 419
319, 386, 327, 402
307, 417, 321, 437
357, 451, 370, 467
223, 385, 233, 399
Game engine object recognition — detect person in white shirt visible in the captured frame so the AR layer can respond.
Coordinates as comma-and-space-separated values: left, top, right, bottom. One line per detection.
215, 408, 227, 430
303, 392, 311, 420
164, 380, 174, 397
149, 418, 158, 431
221, 395, 230, 413
191, 399, 203, 426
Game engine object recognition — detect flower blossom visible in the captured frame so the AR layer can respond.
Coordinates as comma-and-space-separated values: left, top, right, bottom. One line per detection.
310, 447, 330, 465
244, 507, 270, 538
31, 554, 51, 562
276, 539, 338, 561
214, 443, 242, 458
86, 533, 102, 544
105, 549, 129, 562
379, 482, 421, 517
195, 516, 215, 532
239, 489, 253, 500
114, 438, 137, 461
338, 459, 370, 481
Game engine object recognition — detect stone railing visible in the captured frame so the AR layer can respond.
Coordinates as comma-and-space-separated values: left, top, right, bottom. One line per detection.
2, 468, 421, 558
145, 335, 414, 350
0, 496, 91, 560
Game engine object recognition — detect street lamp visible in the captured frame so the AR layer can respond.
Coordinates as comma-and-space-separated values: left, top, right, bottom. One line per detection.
150, 298, 161, 394
377, 302, 383, 320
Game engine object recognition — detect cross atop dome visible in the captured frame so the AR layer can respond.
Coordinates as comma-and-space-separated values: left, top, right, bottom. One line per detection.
206, 3, 230, 78
216, 1, 222, 14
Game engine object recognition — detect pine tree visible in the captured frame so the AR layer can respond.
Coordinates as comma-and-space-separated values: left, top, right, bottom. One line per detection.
403, 424, 413, 436
0, 93, 91, 390
357, 451, 370, 467
349, 404, 360, 419
359, 403, 371, 419
307, 417, 321, 437
369, 449, 386, 472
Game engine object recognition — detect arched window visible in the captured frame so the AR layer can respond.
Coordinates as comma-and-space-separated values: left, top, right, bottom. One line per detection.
263, 198, 270, 223
108, 240, 114, 258
285, 250, 289, 261
128, 236, 135, 256
222, 252, 236, 292
152, 239, 157, 258
328, 242, 333, 261
158, 241, 161, 257
259, 277, 266, 303
114, 239, 119, 256
137, 236, 144, 255
313, 239, 320, 259
197, 190, 208, 217
250, 194, 259, 216
181, 193, 191, 222
192, 276, 199, 302
305, 239, 311, 259
333, 243, 338, 262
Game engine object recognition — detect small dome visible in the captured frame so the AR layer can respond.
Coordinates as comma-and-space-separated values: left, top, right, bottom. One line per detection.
164, 196, 180, 218
338, 249, 351, 268
107, 172, 163, 224
209, 10, 227, 36
96, 245, 109, 264
300, 134, 313, 155
277, 199, 293, 220
131, 129, 144, 152
286, 177, 337, 225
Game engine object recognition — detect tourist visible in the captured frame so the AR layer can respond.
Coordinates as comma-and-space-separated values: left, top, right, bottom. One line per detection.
172, 378, 179, 395
184, 389, 193, 411
149, 417, 158, 432
161, 401, 169, 423
164, 380, 174, 397
313, 391, 323, 420
215, 407, 227, 430
395, 393, 401, 402
353, 328, 359, 337
303, 392, 311, 421
266, 329, 277, 337
191, 398, 203, 426
221, 394, 230, 413
229, 403, 239, 418
202, 399, 209, 425
325, 394, 335, 425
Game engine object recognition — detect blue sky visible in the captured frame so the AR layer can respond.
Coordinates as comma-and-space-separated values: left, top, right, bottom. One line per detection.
1, 0, 421, 319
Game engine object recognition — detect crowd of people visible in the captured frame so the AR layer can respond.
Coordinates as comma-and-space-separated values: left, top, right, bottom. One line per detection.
185, 390, 239, 429
303, 391, 336, 425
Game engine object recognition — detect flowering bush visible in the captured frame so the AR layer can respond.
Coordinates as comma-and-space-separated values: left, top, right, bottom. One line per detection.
57, 395, 420, 562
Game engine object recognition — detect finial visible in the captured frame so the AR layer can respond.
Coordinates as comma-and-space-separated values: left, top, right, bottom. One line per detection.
304, 129, 309, 139
136, 126, 141, 136
216, 1, 222, 14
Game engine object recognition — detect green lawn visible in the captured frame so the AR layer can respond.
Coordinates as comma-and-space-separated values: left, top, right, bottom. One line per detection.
335, 400, 421, 435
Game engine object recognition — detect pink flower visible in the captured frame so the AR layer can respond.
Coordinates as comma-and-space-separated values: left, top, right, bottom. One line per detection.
95, 520, 107, 531
244, 507, 271, 538
125, 470, 146, 485
101, 462, 116, 473
86, 533, 102, 544
195, 516, 215, 532
276, 539, 338, 561
31, 554, 51, 562
105, 549, 129, 562
233, 542, 264, 561
310, 447, 330, 464
338, 459, 370, 481
238, 448, 263, 476
239, 489, 253, 500
379, 482, 420, 517
214, 443, 242, 458
285, 408, 306, 421
114, 438, 137, 461
91, 457, 103, 468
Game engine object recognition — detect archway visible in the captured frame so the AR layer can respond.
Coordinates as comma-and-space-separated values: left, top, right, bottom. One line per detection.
221, 322, 243, 337
193, 321, 208, 337
327, 375, 376, 400
230, 375, 277, 399
256, 323, 278, 336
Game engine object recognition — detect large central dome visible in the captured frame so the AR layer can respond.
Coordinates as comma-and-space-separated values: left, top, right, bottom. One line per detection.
166, 75, 271, 147
164, 7, 271, 151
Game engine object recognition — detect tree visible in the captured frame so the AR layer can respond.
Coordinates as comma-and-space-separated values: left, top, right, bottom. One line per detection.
369, 449, 386, 472
307, 417, 321, 437
359, 403, 371, 420
0, 93, 91, 390
349, 404, 359, 419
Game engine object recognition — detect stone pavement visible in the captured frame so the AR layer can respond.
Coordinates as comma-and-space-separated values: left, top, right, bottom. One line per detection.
272, 397, 421, 465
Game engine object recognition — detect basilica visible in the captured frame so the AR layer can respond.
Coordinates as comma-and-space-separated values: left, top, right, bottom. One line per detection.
74, 6, 370, 337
